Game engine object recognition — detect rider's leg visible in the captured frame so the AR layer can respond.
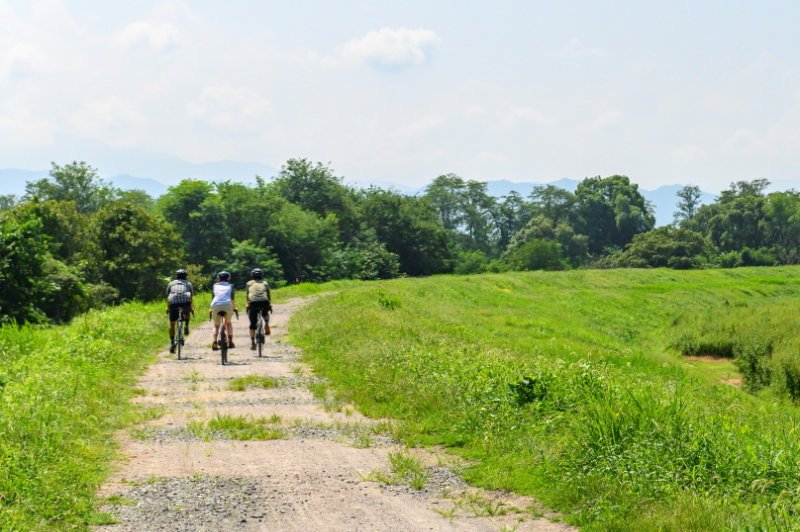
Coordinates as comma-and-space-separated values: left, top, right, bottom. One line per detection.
226, 321, 234, 347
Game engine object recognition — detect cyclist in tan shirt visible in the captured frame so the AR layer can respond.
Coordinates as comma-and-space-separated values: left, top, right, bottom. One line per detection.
245, 268, 272, 350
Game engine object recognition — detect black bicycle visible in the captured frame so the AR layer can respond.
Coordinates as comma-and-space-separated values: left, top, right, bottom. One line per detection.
255, 311, 266, 357
175, 309, 194, 360
212, 309, 238, 365
175, 312, 185, 360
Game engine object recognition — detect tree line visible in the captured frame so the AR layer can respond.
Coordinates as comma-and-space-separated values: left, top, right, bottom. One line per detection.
1, 158, 797, 324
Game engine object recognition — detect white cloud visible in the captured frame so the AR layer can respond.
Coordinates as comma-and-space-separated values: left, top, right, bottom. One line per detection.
463, 105, 488, 118
727, 128, 777, 155
397, 115, 445, 137
552, 38, 606, 59
0, 98, 57, 148
592, 110, 622, 130
503, 107, 554, 127
471, 152, 510, 167
3, 42, 48, 78
115, 20, 180, 51
340, 28, 440, 66
186, 86, 272, 130
672, 145, 705, 163
70, 97, 146, 146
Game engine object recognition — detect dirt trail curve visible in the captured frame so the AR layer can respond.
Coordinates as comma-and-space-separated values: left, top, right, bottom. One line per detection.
94, 297, 573, 532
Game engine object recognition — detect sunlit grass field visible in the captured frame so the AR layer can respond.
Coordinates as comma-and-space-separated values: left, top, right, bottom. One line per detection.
0, 280, 350, 530
0, 302, 165, 530
290, 267, 800, 531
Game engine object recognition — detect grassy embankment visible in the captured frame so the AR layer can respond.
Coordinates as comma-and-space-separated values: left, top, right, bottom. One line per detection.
0, 302, 165, 530
0, 280, 350, 531
290, 268, 800, 531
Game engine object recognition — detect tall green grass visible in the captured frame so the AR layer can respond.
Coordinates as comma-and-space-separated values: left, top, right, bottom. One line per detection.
290, 268, 800, 530
0, 302, 165, 530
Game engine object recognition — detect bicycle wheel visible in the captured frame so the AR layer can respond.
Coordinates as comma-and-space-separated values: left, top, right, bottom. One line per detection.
176, 317, 183, 360
257, 321, 264, 357
220, 323, 228, 365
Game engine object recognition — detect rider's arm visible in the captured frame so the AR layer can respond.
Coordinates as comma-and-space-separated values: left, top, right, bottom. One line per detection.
231, 287, 238, 311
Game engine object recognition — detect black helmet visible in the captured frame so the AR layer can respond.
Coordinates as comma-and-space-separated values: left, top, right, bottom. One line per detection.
175, 268, 188, 280
217, 271, 231, 281
251, 268, 263, 279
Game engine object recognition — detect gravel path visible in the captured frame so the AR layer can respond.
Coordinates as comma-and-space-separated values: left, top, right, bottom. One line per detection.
93, 297, 573, 531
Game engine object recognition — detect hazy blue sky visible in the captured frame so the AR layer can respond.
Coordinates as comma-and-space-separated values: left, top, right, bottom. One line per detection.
2, 0, 799, 191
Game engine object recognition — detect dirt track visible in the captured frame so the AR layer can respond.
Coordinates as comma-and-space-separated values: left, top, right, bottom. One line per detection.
94, 297, 573, 531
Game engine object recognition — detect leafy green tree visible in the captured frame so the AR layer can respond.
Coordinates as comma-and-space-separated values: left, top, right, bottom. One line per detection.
265, 199, 340, 282
13, 200, 92, 265
360, 188, 452, 276
424, 174, 467, 231
91, 202, 184, 301
674, 185, 702, 224
462, 180, 495, 253
616, 226, 712, 269
210, 238, 284, 288
528, 185, 576, 227
761, 191, 800, 264
272, 158, 359, 241
24, 161, 117, 214
157, 180, 225, 266
507, 238, 566, 271
453, 249, 489, 275
0, 212, 53, 322
488, 191, 528, 256
117, 189, 155, 210
574, 175, 655, 254
0, 194, 18, 211
506, 215, 588, 267
694, 180, 768, 252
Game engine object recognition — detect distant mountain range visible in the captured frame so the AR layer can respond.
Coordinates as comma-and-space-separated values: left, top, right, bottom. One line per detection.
2, 166, 714, 227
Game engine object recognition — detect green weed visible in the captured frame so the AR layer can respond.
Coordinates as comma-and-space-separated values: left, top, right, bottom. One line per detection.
226, 374, 281, 391
290, 268, 800, 531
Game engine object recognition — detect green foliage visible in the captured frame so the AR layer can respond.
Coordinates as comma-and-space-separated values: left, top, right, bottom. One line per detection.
272, 158, 360, 241
574, 174, 655, 254
506, 238, 566, 271
24, 161, 117, 214
91, 202, 185, 300
671, 298, 800, 398
0, 301, 164, 530
291, 268, 800, 530
454, 249, 489, 275
210, 238, 283, 289
0, 212, 50, 322
361, 188, 453, 276
616, 226, 713, 269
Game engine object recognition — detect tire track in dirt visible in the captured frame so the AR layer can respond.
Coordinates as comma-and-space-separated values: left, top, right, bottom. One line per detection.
94, 297, 573, 531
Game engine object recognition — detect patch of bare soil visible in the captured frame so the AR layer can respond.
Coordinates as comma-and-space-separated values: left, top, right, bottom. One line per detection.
683, 356, 734, 363
94, 297, 573, 531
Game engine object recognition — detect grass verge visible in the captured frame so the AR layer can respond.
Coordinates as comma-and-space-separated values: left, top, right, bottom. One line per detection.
0, 301, 165, 530
289, 267, 800, 530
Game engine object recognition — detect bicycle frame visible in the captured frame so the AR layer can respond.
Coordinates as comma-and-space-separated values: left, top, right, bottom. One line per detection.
217, 311, 229, 365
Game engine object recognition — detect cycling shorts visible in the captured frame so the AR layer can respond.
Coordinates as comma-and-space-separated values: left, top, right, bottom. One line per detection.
168, 303, 191, 322
248, 301, 271, 330
211, 303, 234, 326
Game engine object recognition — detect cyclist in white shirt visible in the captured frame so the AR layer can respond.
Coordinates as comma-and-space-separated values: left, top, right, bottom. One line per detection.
210, 271, 239, 350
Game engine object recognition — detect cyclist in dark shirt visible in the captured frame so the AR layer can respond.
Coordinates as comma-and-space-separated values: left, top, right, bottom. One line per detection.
166, 269, 194, 353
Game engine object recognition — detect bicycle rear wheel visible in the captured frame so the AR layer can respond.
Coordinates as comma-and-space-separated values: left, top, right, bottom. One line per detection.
220, 325, 228, 365
176, 318, 183, 360
256, 317, 264, 357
